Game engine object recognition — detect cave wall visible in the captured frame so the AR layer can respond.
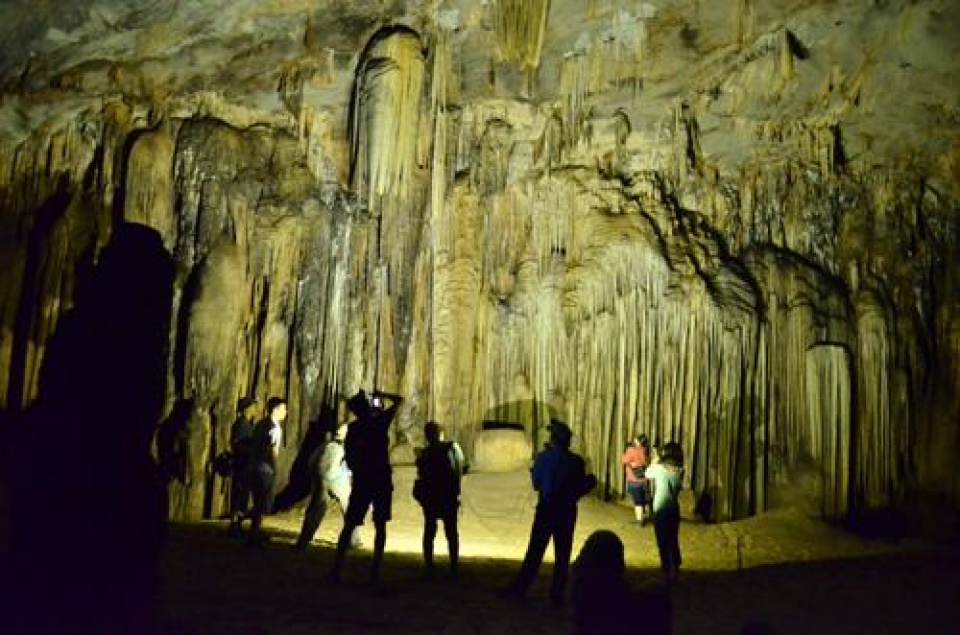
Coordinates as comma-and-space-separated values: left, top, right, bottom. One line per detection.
0, 0, 958, 521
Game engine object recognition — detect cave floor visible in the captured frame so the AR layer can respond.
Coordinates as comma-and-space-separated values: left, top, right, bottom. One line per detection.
161, 467, 960, 634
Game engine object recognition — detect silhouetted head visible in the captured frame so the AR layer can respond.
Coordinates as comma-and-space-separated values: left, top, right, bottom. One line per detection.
548, 418, 573, 448
266, 397, 287, 423
660, 441, 684, 467
573, 529, 626, 579
237, 396, 257, 418
346, 389, 368, 416
636, 433, 648, 447
424, 421, 442, 443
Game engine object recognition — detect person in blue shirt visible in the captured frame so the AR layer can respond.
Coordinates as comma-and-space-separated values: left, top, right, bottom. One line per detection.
501, 419, 597, 606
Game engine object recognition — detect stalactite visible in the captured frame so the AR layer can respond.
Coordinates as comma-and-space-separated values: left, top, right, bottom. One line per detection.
805, 344, 852, 519
856, 290, 902, 508
349, 26, 426, 392
494, 0, 551, 75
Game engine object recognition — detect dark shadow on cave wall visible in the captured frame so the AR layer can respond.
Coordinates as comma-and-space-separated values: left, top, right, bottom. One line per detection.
274, 396, 340, 513
1, 222, 173, 635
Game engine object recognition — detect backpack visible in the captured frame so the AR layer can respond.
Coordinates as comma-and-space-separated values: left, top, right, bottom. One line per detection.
413, 442, 460, 505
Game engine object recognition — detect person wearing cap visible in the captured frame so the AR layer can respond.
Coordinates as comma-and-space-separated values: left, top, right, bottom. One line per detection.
246, 396, 288, 545
502, 418, 597, 606
328, 388, 403, 585
227, 396, 258, 536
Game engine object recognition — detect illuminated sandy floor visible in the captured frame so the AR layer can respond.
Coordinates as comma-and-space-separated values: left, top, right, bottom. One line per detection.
160, 467, 960, 634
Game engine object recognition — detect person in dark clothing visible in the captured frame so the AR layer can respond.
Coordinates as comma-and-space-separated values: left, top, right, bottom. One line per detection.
571, 530, 633, 634
501, 419, 597, 606
414, 421, 463, 579
3, 224, 173, 635
246, 396, 288, 545
328, 388, 403, 585
228, 396, 257, 536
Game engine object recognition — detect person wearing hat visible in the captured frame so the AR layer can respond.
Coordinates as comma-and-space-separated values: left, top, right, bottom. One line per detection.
328, 388, 403, 585
227, 396, 258, 536
501, 418, 597, 606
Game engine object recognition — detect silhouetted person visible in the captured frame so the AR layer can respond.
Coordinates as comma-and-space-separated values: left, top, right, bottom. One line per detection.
501, 419, 597, 606
4, 223, 173, 635
622, 433, 651, 525
295, 421, 361, 550
571, 530, 633, 634
228, 396, 257, 536
246, 396, 288, 545
646, 441, 685, 583
414, 421, 463, 579
570, 529, 673, 634
328, 388, 402, 585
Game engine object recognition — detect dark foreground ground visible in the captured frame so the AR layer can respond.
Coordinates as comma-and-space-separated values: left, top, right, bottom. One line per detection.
160, 468, 960, 635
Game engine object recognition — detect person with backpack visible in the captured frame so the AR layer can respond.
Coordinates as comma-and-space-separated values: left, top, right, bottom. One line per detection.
621, 433, 651, 526
327, 388, 402, 585
645, 441, 685, 583
295, 422, 361, 550
413, 421, 463, 580
501, 419, 597, 606
246, 396, 288, 546
227, 396, 257, 537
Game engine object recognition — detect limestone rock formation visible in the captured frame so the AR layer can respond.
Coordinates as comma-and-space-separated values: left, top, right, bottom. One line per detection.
1, 0, 958, 524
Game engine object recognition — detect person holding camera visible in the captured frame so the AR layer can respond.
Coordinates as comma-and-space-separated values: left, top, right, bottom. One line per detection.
327, 388, 403, 586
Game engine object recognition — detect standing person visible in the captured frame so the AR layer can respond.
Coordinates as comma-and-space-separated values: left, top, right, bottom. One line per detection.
621, 433, 651, 526
295, 422, 361, 550
246, 396, 288, 546
501, 419, 597, 606
227, 396, 257, 537
328, 388, 402, 585
413, 421, 463, 580
645, 441, 685, 583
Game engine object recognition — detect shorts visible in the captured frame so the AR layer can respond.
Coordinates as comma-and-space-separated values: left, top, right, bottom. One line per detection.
345, 478, 393, 526
627, 481, 648, 506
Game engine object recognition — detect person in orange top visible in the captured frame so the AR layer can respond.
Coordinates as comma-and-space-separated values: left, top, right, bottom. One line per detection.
621, 434, 651, 526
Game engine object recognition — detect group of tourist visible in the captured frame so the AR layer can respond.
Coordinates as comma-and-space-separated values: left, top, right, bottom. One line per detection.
621, 434, 686, 583
222, 389, 684, 624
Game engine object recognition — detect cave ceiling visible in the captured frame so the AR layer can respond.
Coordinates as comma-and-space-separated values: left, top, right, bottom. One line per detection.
1, 0, 958, 521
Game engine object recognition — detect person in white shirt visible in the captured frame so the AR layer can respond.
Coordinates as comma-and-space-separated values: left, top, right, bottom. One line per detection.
296, 423, 361, 549
644, 441, 684, 583
246, 397, 287, 545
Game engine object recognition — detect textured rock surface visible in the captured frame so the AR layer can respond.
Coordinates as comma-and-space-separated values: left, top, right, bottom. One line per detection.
0, 0, 957, 522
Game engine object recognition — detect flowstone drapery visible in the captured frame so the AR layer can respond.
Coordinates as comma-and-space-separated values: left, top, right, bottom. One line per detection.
0, 0, 957, 523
